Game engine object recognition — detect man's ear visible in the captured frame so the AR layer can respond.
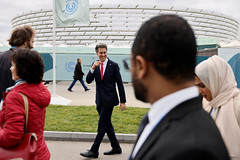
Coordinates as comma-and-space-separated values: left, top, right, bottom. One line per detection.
135, 55, 148, 79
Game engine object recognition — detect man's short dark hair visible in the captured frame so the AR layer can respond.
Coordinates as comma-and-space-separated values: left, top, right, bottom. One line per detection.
10, 49, 44, 84
132, 14, 197, 84
95, 43, 107, 52
8, 25, 35, 47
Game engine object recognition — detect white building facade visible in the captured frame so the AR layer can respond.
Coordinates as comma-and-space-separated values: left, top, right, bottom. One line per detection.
11, 4, 239, 47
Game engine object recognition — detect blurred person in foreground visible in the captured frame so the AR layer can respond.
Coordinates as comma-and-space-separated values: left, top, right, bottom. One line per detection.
195, 55, 240, 160
80, 44, 126, 158
0, 25, 35, 108
128, 14, 229, 160
67, 58, 90, 92
0, 49, 51, 160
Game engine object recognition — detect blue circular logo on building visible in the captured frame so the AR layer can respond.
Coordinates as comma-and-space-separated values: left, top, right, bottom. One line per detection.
65, 0, 78, 15
65, 61, 76, 72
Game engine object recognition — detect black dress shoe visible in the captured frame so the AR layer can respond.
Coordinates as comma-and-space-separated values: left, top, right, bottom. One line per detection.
80, 150, 99, 158
85, 88, 90, 91
68, 89, 73, 92
104, 148, 122, 155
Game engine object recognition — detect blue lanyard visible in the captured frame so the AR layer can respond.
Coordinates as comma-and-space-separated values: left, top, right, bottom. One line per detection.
210, 108, 214, 115
15, 79, 24, 84
10, 46, 18, 49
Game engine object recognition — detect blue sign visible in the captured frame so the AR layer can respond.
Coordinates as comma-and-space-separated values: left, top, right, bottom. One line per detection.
65, 61, 76, 72
65, 0, 78, 15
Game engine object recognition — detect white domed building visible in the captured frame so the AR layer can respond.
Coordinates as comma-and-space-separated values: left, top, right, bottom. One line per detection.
11, 3, 239, 47
5, 1, 239, 82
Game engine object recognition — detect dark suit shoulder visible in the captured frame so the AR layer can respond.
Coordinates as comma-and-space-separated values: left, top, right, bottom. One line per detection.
107, 59, 119, 70
107, 59, 117, 65
136, 97, 230, 160
0, 49, 12, 59
170, 104, 229, 159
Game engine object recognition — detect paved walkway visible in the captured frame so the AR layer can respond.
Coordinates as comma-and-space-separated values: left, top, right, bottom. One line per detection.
44, 81, 148, 160
47, 81, 151, 108
46, 141, 134, 160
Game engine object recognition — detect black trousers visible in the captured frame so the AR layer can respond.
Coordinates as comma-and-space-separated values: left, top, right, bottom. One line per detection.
90, 104, 120, 152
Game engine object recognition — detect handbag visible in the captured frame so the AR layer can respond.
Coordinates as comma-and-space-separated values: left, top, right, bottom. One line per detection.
0, 93, 38, 160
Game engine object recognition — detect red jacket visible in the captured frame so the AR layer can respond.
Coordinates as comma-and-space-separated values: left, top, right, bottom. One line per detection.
0, 83, 51, 160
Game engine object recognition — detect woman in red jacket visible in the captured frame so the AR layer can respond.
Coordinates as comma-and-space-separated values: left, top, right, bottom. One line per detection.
0, 49, 51, 160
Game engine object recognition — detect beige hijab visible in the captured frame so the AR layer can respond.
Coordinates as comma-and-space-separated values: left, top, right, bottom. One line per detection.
195, 55, 240, 159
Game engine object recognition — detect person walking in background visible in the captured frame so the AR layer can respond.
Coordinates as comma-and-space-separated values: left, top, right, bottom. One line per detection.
68, 58, 90, 92
0, 25, 35, 108
80, 44, 126, 158
128, 15, 229, 160
195, 55, 240, 160
0, 49, 51, 159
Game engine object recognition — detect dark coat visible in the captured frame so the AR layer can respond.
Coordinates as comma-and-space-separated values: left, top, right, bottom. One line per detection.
0, 49, 15, 100
129, 96, 230, 160
86, 59, 126, 107
73, 62, 84, 80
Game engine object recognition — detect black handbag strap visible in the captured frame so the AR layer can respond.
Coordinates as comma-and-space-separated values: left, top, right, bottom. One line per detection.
19, 92, 29, 133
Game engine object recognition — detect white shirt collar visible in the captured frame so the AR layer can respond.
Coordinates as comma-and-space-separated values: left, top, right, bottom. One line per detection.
131, 86, 199, 158
100, 58, 108, 76
101, 58, 108, 66
148, 86, 199, 127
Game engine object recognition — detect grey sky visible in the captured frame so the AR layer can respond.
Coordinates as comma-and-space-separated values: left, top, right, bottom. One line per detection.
0, 0, 239, 41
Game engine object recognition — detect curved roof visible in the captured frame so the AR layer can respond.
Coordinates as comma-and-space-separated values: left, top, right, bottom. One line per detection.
8, 3, 240, 47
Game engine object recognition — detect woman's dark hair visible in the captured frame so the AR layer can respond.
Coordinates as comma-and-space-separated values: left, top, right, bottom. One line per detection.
10, 49, 44, 84
8, 25, 35, 47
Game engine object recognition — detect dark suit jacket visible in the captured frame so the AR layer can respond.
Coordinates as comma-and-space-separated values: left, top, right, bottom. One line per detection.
0, 49, 14, 100
86, 59, 126, 107
129, 96, 230, 160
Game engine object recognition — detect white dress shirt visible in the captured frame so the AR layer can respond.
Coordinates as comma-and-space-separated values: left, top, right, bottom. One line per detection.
131, 86, 199, 158
90, 59, 108, 76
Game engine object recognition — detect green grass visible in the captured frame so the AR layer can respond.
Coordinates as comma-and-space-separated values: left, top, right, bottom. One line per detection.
45, 105, 149, 134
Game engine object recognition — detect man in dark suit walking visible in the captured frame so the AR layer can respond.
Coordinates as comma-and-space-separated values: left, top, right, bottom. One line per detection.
128, 15, 230, 160
67, 58, 90, 92
80, 44, 126, 158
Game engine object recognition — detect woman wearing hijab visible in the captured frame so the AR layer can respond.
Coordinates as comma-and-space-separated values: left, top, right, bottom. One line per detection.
195, 55, 240, 160
0, 49, 51, 160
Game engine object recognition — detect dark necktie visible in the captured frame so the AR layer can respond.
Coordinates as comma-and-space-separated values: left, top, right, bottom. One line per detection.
137, 114, 149, 136
128, 114, 149, 160
100, 63, 103, 80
